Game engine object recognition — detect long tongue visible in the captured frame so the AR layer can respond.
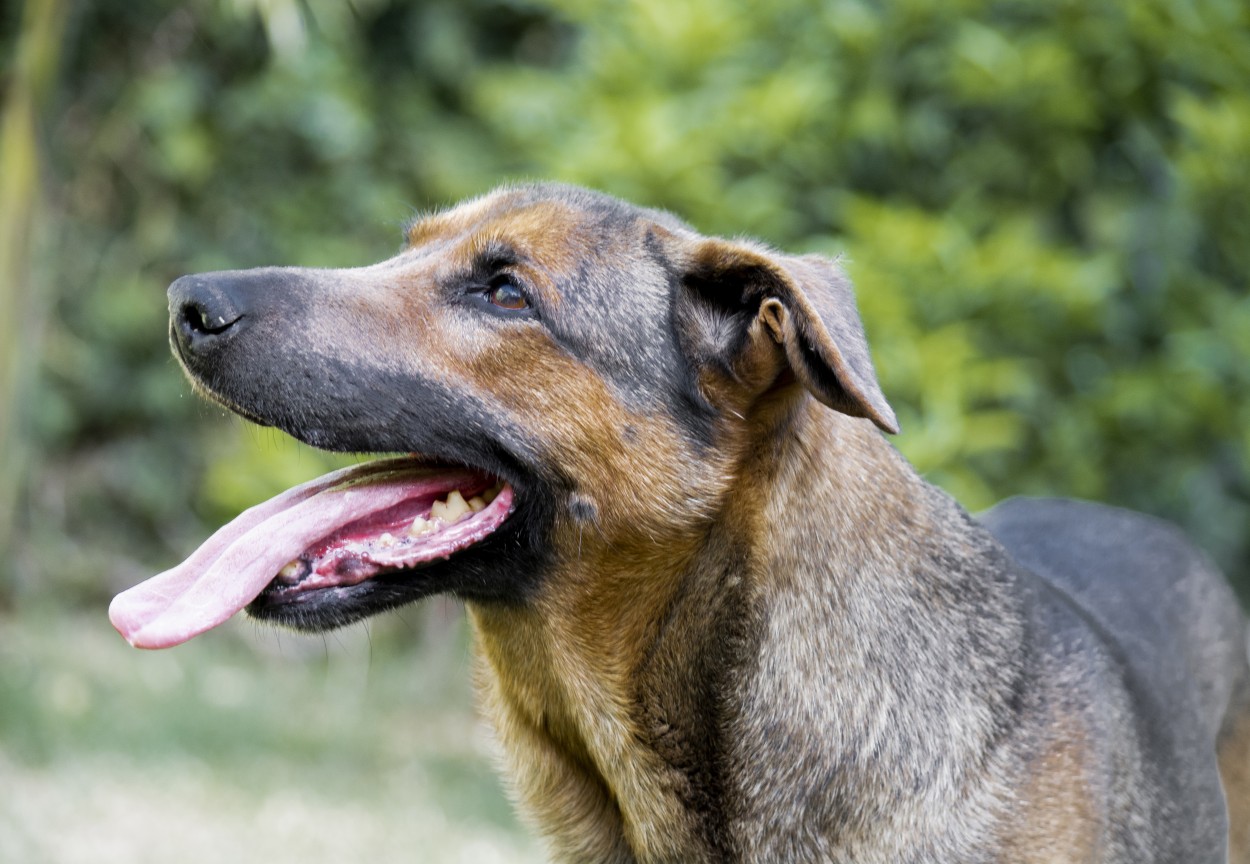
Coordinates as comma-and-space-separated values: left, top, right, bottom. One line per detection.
109, 459, 476, 649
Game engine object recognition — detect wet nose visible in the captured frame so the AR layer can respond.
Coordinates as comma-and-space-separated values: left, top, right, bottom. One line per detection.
168, 273, 247, 354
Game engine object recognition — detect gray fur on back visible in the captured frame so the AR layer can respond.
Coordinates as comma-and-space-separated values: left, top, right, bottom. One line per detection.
982, 497, 1249, 862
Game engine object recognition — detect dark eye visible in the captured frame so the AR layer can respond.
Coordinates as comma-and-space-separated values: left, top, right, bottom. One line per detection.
485, 277, 530, 311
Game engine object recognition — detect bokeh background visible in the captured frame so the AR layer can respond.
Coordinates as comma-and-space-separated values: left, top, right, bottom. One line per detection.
2, 0, 1248, 860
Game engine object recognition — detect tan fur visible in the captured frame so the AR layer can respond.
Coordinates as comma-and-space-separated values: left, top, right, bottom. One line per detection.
461, 356, 727, 857
467, 398, 728, 858
1001, 713, 1105, 863
1222, 702, 1250, 864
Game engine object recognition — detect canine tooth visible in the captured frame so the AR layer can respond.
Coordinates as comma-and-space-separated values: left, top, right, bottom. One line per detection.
431, 490, 471, 523
468, 496, 486, 513
277, 559, 304, 583
449, 490, 472, 520
408, 515, 434, 537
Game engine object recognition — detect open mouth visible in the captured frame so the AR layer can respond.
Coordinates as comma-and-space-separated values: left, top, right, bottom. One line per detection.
109, 457, 515, 649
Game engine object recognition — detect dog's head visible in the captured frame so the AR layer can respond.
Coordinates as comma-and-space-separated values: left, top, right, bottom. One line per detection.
110, 183, 895, 647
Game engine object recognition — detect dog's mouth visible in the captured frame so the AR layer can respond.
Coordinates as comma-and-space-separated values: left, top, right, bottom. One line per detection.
109, 457, 514, 649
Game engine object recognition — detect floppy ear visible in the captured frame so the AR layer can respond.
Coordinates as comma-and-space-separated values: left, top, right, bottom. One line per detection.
679, 237, 899, 434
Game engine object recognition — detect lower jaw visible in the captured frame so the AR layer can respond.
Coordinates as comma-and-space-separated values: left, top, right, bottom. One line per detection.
246, 578, 403, 631
244, 557, 478, 629
244, 514, 548, 630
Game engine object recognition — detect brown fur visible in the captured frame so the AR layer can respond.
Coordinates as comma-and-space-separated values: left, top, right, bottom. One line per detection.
1000, 711, 1105, 862
1222, 691, 1250, 864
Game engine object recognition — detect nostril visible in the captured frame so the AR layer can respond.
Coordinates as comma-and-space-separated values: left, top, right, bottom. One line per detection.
181, 300, 240, 336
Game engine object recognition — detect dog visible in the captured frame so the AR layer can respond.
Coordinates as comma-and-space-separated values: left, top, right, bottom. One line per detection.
111, 183, 1250, 863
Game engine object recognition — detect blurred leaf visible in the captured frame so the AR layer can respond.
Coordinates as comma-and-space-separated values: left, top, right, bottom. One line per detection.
16, 0, 1250, 610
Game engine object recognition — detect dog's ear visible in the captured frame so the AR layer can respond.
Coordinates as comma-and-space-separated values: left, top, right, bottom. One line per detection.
678, 236, 898, 434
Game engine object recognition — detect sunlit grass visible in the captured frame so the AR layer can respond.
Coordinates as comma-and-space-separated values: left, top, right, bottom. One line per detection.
0, 604, 543, 864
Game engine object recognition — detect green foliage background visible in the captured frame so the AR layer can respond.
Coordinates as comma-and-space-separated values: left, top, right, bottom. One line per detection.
6, 0, 1246, 605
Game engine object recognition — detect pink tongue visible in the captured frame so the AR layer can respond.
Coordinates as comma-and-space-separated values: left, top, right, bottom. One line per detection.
109, 459, 476, 649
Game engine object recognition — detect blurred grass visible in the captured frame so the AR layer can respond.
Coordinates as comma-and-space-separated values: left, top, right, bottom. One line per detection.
0, 604, 542, 864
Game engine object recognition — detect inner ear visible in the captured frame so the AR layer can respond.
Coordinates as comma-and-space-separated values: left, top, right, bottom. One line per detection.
677, 237, 898, 434
675, 252, 785, 398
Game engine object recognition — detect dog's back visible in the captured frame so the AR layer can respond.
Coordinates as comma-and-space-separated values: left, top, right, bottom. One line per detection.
983, 497, 1250, 862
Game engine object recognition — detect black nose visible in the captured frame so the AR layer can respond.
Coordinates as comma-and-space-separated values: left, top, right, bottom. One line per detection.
168, 273, 247, 354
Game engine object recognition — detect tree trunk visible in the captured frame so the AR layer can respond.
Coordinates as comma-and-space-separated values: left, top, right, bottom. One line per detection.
0, 0, 67, 595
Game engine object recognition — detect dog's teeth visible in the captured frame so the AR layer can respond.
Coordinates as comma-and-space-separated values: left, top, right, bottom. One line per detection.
378, 532, 397, 548
468, 496, 486, 513
277, 559, 305, 583
431, 490, 471, 524
407, 515, 434, 537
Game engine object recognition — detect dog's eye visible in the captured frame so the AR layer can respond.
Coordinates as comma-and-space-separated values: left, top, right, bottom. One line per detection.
485, 278, 530, 311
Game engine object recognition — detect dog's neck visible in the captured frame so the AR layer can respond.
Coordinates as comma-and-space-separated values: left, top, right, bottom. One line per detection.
469, 398, 1028, 863
726, 402, 1029, 858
